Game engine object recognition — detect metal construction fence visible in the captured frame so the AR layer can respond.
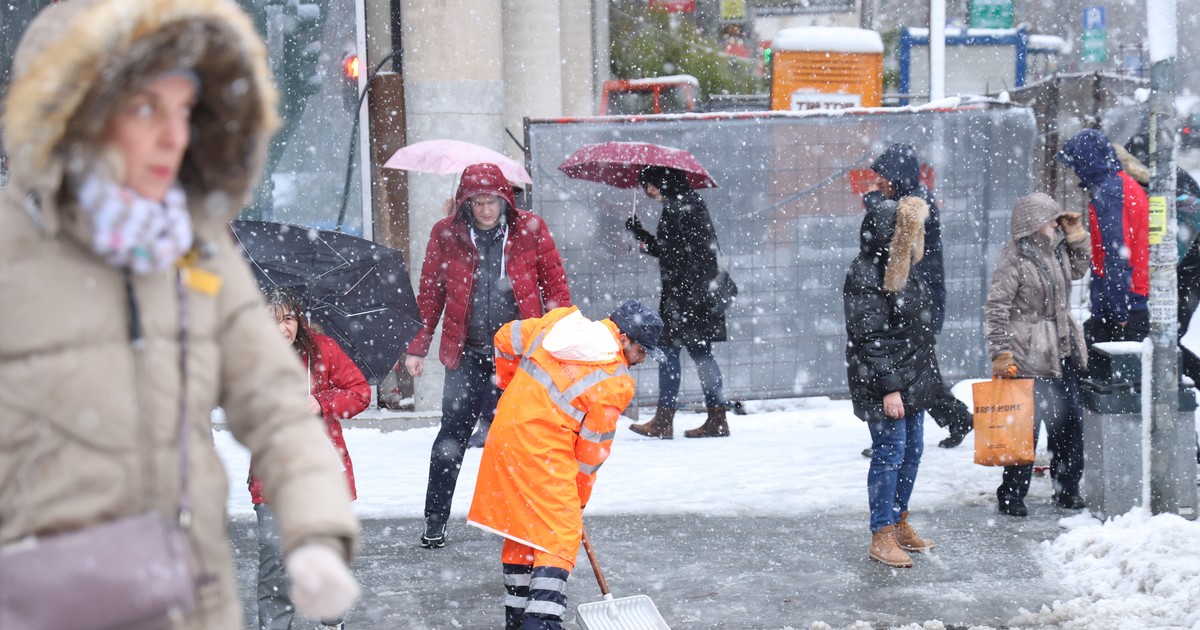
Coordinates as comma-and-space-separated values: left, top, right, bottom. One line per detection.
526, 104, 1037, 405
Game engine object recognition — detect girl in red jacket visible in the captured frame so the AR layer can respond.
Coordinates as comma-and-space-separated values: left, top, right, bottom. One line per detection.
250, 288, 371, 630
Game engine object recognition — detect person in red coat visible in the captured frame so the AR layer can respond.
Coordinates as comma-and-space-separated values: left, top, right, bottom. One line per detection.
404, 162, 571, 549
250, 288, 370, 630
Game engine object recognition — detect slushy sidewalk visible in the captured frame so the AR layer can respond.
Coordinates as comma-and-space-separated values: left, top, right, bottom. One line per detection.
229, 507, 1072, 629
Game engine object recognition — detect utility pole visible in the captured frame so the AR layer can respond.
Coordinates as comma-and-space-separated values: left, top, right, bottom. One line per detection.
1145, 0, 1195, 518
929, 0, 945, 101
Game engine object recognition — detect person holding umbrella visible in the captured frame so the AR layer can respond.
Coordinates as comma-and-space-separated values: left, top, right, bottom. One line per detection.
250, 288, 371, 630
625, 165, 732, 439
405, 162, 571, 549
0, 0, 359, 626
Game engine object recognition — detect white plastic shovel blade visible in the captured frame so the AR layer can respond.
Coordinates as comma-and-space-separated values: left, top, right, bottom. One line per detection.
576, 594, 670, 630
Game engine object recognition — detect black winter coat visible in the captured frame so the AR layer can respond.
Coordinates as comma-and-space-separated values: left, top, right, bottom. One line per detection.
844, 200, 942, 422
632, 191, 727, 345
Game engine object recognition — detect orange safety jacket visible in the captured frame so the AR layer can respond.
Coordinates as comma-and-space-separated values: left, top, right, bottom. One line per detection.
467, 306, 636, 564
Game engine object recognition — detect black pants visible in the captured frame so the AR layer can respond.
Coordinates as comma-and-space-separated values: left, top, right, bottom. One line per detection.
424, 351, 500, 527
1084, 310, 1150, 345
998, 360, 1085, 501
927, 383, 973, 432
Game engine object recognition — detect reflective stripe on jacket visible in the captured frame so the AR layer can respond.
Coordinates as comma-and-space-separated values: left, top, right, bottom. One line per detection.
468, 307, 635, 564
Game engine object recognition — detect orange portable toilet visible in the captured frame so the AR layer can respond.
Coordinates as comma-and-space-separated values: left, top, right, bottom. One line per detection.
769, 26, 884, 110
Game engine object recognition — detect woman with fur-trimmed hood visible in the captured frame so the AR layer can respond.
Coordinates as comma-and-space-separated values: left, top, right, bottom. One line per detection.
844, 195, 941, 569
985, 192, 1090, 517
0, 1, 358, 627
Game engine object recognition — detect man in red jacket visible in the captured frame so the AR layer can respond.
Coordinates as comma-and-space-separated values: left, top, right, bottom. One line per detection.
405, 162, 571, 549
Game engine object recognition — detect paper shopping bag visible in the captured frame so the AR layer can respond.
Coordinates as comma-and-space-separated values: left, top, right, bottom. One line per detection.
972, 378, 1035, 466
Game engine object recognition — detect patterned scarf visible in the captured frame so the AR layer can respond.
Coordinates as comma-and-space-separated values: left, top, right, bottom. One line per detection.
77, 173, 194, 274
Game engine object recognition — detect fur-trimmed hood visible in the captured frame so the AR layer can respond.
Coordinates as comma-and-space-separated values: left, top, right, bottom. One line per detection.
859, 195, 929, 292
2, 0, 279, 236
1112, 143, 1151, 185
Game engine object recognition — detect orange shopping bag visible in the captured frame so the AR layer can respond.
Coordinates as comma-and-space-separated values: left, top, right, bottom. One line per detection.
971, 377, 1035, 466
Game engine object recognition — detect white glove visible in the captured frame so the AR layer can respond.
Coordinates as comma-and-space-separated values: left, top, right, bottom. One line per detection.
286, 542, 360, 621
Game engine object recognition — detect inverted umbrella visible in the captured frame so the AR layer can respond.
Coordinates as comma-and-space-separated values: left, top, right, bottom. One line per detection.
557, 141, 718, 190
230, 220, 422, 386
383, 139, 533, 184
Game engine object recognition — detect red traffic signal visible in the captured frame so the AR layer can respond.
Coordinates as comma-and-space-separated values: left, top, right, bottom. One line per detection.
343, 53, 360, 81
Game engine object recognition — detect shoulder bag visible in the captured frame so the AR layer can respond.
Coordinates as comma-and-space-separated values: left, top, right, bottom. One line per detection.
0, 271, 203, 630
709, 233, 739, 313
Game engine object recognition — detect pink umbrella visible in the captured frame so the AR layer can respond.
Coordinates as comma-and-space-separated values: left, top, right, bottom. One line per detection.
557, 141, 718, 190
383, 139, 532, 184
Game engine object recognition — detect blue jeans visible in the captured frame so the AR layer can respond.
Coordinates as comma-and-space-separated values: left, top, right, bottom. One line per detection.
658, 342, 725, 409
867, 411, 925, 532
424, 351, 500, 526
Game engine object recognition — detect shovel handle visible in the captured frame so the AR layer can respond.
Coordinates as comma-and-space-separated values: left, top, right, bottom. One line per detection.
581, 529, 611, 597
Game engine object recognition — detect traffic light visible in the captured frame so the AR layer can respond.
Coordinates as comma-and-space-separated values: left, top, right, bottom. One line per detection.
342, 51, 361, 113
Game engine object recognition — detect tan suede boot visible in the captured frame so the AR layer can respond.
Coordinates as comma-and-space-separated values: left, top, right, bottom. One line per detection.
629, 408, 675, 439
684, 405, 730, 438
895, 511, 934, 552
869, 525, 913, 568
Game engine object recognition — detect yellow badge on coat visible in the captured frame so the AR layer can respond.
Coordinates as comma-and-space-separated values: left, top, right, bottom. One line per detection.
177, 250, 223, 296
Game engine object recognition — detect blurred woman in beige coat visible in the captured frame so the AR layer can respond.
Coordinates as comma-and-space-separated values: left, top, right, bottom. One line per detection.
0, 0, 359, 627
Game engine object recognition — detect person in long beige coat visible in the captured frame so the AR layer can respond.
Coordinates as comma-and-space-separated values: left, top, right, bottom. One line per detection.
984, 192, 1091, 518
0, 1, 359, 627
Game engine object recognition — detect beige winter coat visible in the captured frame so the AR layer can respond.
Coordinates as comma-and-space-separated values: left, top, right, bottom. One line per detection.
0, 1, 358, 627
984, 192, 1091, 378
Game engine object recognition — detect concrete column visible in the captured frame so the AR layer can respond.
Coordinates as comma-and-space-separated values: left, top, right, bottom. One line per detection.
401, 0, 505, 412
560, 0, 597, 117
502, 0, 564, 157
592, 0, 611, 107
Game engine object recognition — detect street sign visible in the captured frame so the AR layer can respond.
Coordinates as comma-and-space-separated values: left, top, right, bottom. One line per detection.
1082, 6, 1108, 63
969, 0, 1013, 29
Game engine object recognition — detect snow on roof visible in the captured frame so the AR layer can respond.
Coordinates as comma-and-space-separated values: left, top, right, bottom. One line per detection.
1029, 34, 1067, 53
620, 74, 700, 87
771, 27, 884, 54
906, 27, 1066, 53
907, 26, 1020, 39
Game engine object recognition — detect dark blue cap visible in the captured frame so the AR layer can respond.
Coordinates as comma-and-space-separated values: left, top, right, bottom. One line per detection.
609, 299, 666, 363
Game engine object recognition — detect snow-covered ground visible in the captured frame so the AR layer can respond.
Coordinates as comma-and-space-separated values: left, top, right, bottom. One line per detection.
215, 390, 1200, 629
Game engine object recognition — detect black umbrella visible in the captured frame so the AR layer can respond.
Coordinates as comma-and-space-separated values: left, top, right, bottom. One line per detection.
230, 220, 421, 386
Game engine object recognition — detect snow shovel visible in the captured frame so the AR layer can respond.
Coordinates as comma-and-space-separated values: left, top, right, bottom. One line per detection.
576, 529, 670, 630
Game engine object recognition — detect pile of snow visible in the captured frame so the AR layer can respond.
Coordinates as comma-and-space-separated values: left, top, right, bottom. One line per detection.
1013, 509, 1200, 629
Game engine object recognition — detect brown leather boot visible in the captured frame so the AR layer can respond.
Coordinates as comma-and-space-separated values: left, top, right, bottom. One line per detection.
869, 525, 913, 568
629, 408, 675, 439
684, 405, 730, 438
895, 511, 934, 552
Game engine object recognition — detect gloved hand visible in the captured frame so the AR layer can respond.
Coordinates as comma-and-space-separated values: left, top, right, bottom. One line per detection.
286, 541, 360, 621
1058, 211, 1084, 237
992, 351, 1017, 378
625, 216, 651, 241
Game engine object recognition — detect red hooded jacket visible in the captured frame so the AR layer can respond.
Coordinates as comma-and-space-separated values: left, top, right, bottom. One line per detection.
406, 162, 571, 369
249, 333, 369, 504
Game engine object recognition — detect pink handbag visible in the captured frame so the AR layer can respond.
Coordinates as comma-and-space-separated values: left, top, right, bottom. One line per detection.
0, 512, 195, 630
0, 273, 202, 629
